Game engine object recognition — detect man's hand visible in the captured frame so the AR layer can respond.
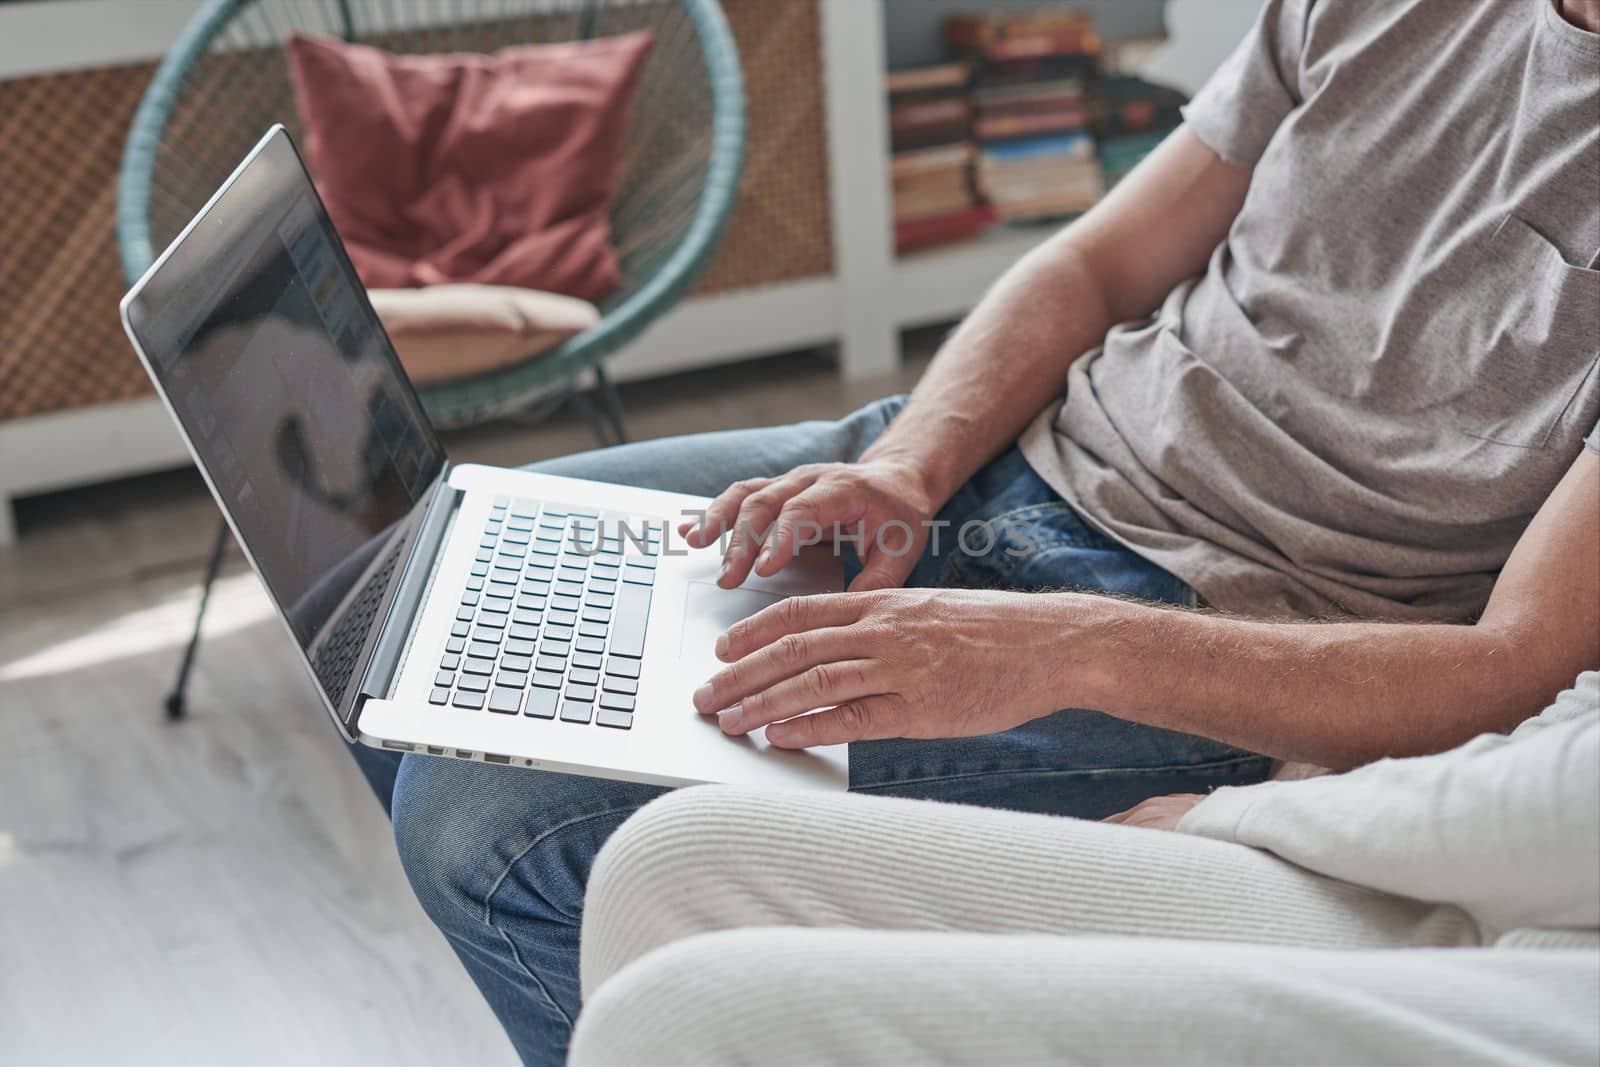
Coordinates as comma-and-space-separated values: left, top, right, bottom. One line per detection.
1103, 794, 1206, 831
692, 588, 1084, 748
678, 459, 939, 592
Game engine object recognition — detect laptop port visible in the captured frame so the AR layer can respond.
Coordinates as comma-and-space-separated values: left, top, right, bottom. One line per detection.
484, 753, 510, 765
381, 740, 414, 751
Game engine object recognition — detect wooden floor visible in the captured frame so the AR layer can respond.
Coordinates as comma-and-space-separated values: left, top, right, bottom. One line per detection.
0, 345, 931, 1066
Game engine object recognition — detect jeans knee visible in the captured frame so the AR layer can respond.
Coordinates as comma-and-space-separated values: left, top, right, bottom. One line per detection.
390, 755, 665, 938
390, 757, 497, 930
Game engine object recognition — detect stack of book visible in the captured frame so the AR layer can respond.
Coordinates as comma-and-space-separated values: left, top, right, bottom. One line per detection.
1093, 75, 1188, 188
947, 11, 1105, 223
887, 63, 995, 255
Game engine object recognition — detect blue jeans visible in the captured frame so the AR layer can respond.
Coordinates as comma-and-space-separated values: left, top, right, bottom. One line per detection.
352, 396, 1272, 1065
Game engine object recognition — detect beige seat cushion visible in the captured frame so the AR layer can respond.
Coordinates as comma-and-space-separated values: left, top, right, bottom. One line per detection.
367, 284, 599, 386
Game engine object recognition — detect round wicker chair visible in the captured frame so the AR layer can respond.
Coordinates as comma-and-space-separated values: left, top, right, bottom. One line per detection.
116, 0, 746, 435
116, 0, 744, 719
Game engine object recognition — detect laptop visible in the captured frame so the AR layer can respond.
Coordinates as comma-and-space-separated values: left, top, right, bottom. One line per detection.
120, 126, 849, 791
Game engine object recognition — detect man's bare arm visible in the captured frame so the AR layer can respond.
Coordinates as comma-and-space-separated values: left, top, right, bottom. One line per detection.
699, 451, 1599, 768
1088, 450, 1600, 768
861, 126, 1252, 503
684, 128, 1252, 590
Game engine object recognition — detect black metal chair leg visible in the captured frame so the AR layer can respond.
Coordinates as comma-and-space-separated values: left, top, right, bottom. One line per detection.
165, 519, 229, 720
592, 363, 631, 445
570, 388, 614, 450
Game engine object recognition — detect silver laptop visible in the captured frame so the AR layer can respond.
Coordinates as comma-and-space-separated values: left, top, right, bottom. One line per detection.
120, 126, 848, 791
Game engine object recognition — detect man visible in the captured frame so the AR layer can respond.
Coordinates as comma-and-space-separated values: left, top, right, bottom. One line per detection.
355, 0, 1599, 1061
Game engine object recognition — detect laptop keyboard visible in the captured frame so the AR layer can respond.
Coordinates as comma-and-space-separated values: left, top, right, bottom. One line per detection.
429, 495, 663, 730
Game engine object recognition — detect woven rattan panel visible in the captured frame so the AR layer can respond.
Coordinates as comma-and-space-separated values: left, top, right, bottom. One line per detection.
693, 0, 833, 294
0, 63, 157, 420
0, 1, 834, 421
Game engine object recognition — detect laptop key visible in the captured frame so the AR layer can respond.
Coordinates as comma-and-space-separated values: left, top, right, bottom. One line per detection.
470, 562, 490, 578
504, 638, 536, 657
451, 621, 471, 638
605, 657, 640, 679
434, 670, 455, 688
536, 654, 568, 674
460, 591, 480, 607
446, 636, 466, 653
455, 606, 475, 622
484, 594, 514, 613
497, 670, 528, 689
545, 624, 574, 642
429, 687, 451, 706
508, 623, 539, 641
468, 641, 498, 660
518, 594, 548, 612
579, 621, 608, 639
488, 688, 523, 715
572, 651, 603, 670
541, 639, 571, 657
565, 683, 597, 702
514, 609, 542, 627
501, 653, 533, 673
552, 595, 583, 614
458, 674, 490, 693
602, 675, 639, 695
439, 653, 460, 671
471, 627, 503, 644
531, 670, 565, 689
453, 690, 485, 709
596, 707, 633, 730
461, 656, 495, 676
610, 583, 651, 657
599, 691, 635, 712
467, 577, 485, 592
548, 609, 578, 627
524, 688, 558, 719
477, 611, 508, 629
575, 636, 606, 654
560, 700, 594, 724
569, 667, 600, 686
582, 607, 610, 623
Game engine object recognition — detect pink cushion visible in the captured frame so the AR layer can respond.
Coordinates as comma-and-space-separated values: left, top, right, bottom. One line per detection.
287, 31, 653, 301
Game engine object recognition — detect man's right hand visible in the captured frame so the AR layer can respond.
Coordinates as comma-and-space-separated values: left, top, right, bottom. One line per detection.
679, 458, 938, 591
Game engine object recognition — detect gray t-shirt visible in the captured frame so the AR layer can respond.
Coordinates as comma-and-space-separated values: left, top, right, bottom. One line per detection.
1019, 0, 1600, 621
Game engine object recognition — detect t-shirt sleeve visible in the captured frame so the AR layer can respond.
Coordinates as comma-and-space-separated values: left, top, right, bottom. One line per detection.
1182, 0, 1314, 168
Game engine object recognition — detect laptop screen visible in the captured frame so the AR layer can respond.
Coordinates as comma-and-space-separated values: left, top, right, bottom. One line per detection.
123, 129, 446, 721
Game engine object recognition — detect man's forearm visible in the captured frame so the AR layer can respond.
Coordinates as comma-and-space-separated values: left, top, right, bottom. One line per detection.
1059, 594, 1587, 769
860, 234, 1113, 504
861, 128, 1252, 507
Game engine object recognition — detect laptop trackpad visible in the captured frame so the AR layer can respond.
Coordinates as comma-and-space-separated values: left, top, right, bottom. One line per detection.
678, 581, 784, 683
677, 581, 850, 790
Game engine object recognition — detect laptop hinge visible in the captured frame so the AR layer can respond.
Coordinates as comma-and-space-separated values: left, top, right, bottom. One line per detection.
351, 463, 460, 722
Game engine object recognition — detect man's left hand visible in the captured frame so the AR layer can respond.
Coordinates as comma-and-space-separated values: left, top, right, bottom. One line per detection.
693, 588, 1086, 748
